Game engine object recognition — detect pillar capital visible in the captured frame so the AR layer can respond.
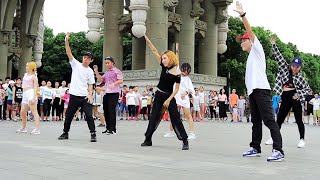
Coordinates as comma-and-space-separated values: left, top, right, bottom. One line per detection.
0, 30, 12, 44
26, 34, 37, 48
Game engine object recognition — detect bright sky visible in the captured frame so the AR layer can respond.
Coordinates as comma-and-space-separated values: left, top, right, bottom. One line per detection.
44, 0, 320, 55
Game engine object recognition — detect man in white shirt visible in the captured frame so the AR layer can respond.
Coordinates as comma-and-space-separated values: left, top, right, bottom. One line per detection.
234, 1, 284, 162
58, 32, 96, 142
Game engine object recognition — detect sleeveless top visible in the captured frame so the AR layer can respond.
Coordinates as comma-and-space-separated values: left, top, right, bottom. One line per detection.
22, 73, 35, 89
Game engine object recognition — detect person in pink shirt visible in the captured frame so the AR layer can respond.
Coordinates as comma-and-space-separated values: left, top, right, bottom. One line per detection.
94, 56, 123, 135
61, 89, 70, 120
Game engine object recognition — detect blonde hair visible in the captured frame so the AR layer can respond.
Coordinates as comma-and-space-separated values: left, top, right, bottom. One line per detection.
162, 50, 179, 67
27, 62, 37, 72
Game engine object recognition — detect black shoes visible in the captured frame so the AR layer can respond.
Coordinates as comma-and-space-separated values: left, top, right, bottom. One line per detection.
141, 140, 152, 146
90, 133, 97, 142
58, 132, 69, 140
102, 130, 116, 135
182, 140, 189, 150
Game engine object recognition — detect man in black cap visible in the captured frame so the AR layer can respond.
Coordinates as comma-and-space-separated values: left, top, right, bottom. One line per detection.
58, 32, 97, 142
265, 37, 311, 148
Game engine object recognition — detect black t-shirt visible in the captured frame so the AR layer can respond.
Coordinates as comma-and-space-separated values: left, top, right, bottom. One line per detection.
156, 63, 181, 93
305, 95, 314, 109
15, 86, 23, 103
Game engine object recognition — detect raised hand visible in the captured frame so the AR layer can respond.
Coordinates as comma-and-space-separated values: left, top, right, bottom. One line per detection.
65, 32, 70, 41
271, 37, 276, 45
93, 65, 98, 72
234, 1, 245, 15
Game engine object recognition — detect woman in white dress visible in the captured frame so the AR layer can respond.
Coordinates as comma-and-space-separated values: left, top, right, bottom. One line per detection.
163, 62, 196, 140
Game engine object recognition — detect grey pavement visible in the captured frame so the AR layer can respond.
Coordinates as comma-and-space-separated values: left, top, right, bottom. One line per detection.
0, 116, 320, 180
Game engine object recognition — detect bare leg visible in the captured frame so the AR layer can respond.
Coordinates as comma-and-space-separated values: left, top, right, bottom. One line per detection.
20, 104, 28, 128
29, 102, 40, 129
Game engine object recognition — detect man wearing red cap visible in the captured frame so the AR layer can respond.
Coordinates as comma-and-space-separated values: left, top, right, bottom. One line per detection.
234, 1, 284, 162
264, 37, 311, 148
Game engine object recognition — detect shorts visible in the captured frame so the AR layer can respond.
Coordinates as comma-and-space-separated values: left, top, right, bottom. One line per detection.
7, 100, 13, 105
39, 97, 44, 105
22, 89, 37, 105
313, 110, 320, 118
98, 104, 104, 113
193, 105, 200, 112
64, 104, 68, 109
119, 102, 128, 113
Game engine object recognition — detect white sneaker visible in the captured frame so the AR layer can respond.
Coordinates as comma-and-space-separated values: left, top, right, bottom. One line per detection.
30, 129, 40, 135
188, 132, 196, 140
163, 131, 174, 138
16, 128, 28, 133
265, 138, 273, 145
297, 139, 305, 148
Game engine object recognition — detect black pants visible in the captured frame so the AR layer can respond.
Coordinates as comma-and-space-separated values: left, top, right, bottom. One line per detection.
52, 97, 61, 117
3, 96, 7, 119
145, 91, 188, 141
103, 93, 119, 132
43, 99, 52, 117
249, 89, 283, 154
60, 100, 65, 118
218, 101, 227, 118
147, 104, 152, 120
209, 106, 217, 119
128, 105, 136, 117
277, 90, 305, 139
0, 105, 2, 119
63, 95, 95, 133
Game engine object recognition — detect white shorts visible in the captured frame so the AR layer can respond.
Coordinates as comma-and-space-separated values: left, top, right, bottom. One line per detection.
193, 105, 200, 112
98, 105, 104, 113
22, 89, 37, 105
175, 96, 190, 109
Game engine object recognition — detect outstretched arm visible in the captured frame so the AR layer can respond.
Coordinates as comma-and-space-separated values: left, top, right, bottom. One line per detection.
65, 32, 74, 61
234, 1, 255, 43
144, 34, 161, 64
271, 37, 288, 67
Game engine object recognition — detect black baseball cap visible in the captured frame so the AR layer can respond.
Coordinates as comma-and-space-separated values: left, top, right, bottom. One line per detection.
105, 56, 115, 64
83, 52, 93, 59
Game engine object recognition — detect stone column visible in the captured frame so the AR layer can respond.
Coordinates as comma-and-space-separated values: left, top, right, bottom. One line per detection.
176, 1, 195, 71
103, 0, 123, 71
33, 8, 45, 68
198, 1, 217, 76
132, 37, 146, 70
0, 31, 10, 78
145, 0, 168, 70
19, 34, 35, 78
7, 59, 12, 78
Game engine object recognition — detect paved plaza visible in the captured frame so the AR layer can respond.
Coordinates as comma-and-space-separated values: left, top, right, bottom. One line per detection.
0, 116, 320, 180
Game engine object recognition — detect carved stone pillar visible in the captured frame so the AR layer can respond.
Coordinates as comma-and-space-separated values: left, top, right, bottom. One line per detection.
198, 0, 218, 76
176, 1, 195, 72
86, 0, 104, 43
216, 6, 229, 54
132, 37, 146, 70
145, 0, 169, 70
19, 34, 36, 78
103, 0, 123, 71
129, 0, 149, 38
0, 31, 11, 78
33, 8, 44, 68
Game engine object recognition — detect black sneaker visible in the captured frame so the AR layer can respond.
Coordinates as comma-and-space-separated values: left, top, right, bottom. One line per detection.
182, 140, 189, 150
58, 133, 69, 140
141, 140, 152, 146
90, 133, 97, 142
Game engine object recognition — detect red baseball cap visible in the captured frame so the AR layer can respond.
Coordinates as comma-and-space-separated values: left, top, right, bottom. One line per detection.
235, 33, 250, 43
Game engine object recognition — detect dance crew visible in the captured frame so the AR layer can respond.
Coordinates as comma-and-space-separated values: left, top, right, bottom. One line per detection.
265, 37, 311, 148
58, 32, 97, 142
141, 34, 189, 150
234, 1, 284, 161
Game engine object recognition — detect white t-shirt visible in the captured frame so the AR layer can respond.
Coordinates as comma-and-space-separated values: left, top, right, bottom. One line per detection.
199, 91, 205, 103
140, 96, 148, 107
126, 92, 136, 106
245, 36, 271, 95
39, 86, 46, 98
134, 92, 140, 106
59, 86, 68, 98
238, 99, 245, 109
174, 76, 195, 108
54, 88, 61, 98
69, 58, 95, 96
193, 95, 200, 107
93, 91, 103, 105
310, 98, 320, 110
42, 87, 56, 100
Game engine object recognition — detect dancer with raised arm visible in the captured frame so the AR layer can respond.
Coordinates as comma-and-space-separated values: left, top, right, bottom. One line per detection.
16, 62, 41, 135
141, 35, 189, 150
58, 32, 96, 142
265, 37, 311, 148
234, 1, 284, 161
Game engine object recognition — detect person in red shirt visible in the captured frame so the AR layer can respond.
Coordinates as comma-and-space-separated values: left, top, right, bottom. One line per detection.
119, 85, 129, 120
